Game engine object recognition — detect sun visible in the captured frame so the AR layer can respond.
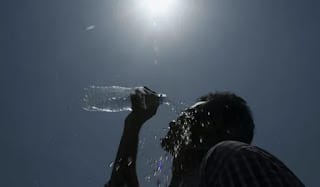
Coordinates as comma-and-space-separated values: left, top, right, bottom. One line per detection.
138, 0, 177, 19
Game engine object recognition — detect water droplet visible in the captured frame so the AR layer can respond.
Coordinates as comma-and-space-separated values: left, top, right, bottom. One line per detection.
157, 160, 162, 171
85, 25, 95, 31
128, 157, 133, 166
200, 138, 203, 143
145, 175, 151, 182
109, 161, 114, 168
208, 112, 211, 116
115, 165, 120, 171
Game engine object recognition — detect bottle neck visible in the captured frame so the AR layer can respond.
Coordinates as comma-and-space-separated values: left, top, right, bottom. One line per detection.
159, 94, 169, 104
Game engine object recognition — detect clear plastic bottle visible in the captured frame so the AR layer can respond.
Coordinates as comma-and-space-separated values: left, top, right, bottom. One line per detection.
82, 86, 168, 112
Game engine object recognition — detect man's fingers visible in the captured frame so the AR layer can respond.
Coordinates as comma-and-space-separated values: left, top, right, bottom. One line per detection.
130, 93, 139, 106
143, 86, 157, 95
131, 86, 160, 113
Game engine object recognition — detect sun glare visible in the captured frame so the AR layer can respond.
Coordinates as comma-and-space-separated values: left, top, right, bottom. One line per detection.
139, 0, 177, 19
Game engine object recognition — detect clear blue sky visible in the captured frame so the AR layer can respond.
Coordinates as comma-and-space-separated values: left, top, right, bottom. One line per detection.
1, 0, 319, 186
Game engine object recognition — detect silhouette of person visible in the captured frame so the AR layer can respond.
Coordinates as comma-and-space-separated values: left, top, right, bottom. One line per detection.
105, 87, 304, 187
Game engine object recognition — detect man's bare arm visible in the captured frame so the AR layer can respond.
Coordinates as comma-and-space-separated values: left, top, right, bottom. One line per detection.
106, 87, 160, 187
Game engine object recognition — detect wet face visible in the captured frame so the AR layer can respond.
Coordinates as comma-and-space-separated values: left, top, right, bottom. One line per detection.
161, 101, 220, 157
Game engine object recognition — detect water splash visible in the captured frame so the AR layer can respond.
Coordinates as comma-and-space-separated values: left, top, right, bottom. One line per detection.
144, 154, 172, 186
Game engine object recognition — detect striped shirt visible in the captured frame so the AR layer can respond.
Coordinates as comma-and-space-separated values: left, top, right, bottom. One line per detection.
199, 141, 304, 187
105, 141, 304, 187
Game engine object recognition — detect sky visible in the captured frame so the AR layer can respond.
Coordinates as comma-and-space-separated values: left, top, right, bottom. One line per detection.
1, 0, 320, 186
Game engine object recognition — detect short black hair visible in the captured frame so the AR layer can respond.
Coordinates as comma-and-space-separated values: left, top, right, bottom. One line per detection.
197, 92, 255, 144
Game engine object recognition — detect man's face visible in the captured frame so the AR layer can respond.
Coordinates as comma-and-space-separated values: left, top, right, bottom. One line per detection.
161, 101, 218, 157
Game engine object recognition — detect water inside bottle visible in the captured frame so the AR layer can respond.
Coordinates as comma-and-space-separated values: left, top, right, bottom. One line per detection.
82, 86, 134, 112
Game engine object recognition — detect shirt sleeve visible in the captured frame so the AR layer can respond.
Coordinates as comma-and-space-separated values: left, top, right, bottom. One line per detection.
200, 141, 305, 187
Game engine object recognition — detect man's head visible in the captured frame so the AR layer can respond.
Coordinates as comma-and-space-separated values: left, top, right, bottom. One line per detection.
161, 92, 255, 157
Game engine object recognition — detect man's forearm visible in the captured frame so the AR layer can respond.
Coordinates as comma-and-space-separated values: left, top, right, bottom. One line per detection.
108, 113, 145, 187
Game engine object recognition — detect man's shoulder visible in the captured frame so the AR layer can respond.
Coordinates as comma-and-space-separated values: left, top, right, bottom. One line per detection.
201, 141, 251, 175
204, 140, 251, 161
200, 141, 305, 187
209, 140, 250, 151
203, 140, 274, 170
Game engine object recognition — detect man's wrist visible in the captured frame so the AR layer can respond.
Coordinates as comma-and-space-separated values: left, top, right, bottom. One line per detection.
127, 111, 149, 123
124, 112, 146, 130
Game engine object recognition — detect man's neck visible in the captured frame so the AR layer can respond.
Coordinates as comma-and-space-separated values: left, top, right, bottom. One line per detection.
169, 153, 205, 187
172, 150, 206, 176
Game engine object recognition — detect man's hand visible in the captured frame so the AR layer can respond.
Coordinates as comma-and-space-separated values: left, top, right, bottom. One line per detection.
129, 86, 161, 124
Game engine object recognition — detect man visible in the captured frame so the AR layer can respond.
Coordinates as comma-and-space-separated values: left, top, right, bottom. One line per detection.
105, 87, 304, 187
